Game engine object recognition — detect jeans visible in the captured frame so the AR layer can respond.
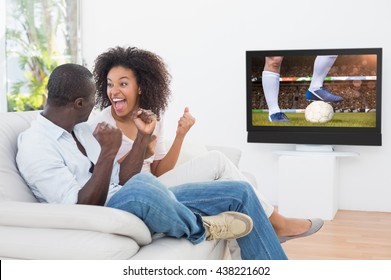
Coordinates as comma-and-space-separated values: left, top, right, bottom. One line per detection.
107, 173, 287, 260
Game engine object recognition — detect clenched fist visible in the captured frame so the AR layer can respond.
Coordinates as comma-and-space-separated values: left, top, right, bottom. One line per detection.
132, 108, 157, 136
93, 122, 122, 156
177, 107, 195, 137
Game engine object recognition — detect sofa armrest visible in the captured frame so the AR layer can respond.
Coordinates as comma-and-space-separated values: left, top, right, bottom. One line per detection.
0, 201, 151, 245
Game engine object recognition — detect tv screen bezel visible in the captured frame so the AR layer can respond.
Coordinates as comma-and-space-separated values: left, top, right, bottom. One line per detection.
246, 48, 382, 146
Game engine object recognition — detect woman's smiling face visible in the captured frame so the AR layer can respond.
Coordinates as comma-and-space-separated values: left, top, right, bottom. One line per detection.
107, 66, 140, 118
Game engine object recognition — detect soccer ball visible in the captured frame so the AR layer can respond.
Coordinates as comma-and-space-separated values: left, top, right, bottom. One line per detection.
305, 101, 334, 123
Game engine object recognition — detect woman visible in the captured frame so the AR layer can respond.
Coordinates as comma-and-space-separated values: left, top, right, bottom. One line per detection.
90, 46, 323, 243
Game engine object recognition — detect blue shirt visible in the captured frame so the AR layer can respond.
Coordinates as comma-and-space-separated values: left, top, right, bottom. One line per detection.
16, 113, 121, 205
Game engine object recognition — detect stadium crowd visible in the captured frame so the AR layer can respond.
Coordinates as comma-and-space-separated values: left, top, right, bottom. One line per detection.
251, 82, 376, 112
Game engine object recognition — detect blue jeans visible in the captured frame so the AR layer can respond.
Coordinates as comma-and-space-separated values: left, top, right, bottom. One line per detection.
107, 173, 287, 260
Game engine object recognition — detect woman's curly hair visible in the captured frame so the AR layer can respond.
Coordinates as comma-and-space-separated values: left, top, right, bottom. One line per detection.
93, 46, 171, 118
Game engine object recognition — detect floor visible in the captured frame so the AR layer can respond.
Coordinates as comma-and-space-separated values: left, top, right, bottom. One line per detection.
281, 210, 391, 260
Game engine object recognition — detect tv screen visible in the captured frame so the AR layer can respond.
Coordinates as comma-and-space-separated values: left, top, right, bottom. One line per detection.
246, 48, 382, 146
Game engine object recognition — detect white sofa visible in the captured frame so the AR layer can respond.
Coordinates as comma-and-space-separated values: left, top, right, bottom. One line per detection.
0, 110, 253, 260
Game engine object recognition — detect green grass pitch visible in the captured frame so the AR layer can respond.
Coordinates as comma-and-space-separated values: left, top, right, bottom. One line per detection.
252, 110, 376, 127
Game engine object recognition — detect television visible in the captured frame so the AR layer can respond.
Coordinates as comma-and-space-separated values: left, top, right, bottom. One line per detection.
246, 48, 382, 148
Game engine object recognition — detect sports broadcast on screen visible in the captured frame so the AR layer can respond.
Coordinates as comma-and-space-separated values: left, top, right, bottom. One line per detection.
249, 52, 379, 127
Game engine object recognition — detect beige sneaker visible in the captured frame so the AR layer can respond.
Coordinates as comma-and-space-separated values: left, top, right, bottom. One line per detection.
202, 211, 253, 241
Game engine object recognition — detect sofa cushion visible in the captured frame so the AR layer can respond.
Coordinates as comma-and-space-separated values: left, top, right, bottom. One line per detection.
131, 236, 229, 260
0, 111, 39, 202
0, 201, 152, 259
0, 226, 140, 260
165, 140, 209, 167
0, 201, 152, 244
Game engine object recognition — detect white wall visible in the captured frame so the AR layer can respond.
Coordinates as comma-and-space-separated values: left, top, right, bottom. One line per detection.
82, 0, 391, 212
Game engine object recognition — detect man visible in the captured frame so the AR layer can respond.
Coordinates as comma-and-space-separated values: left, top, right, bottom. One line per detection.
16, 63, 287, 259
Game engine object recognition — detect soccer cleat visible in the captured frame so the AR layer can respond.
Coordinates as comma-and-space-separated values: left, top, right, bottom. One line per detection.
202, 211, 253, 241
269, 112, 289, 122
306, 88, 343, 103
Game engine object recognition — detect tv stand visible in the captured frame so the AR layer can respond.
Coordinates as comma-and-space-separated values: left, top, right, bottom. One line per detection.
274, 148, 358, 220
295, 144, 334, 152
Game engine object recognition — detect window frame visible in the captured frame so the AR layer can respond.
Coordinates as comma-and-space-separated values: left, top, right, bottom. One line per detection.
1, 0, 7, 112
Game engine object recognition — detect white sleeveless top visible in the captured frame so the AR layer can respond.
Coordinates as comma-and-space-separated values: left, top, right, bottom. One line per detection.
89, 106, 167, 173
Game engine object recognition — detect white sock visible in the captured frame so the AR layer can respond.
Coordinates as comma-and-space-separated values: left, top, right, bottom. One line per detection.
309, 55, 338, 91
262, 71, 281, 116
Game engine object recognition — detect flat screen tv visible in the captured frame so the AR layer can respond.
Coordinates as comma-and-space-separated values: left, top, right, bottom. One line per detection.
246, 48, 382, 147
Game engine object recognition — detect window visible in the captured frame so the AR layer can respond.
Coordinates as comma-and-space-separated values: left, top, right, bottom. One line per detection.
1, 0, 81, 112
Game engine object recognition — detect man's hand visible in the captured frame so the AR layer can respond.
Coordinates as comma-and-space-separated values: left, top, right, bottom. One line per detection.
93, 122, 122, 157
177, 107, 195, 138
132, 108, 157, 135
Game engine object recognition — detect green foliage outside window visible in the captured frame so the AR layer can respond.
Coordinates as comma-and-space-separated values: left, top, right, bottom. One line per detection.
6, 0, 79, 112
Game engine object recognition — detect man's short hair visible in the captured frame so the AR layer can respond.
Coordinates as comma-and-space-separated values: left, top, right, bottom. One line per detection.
47, 63, 95, 106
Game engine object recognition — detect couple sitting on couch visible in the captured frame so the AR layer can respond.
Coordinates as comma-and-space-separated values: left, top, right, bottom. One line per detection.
16, 46, 323, 260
